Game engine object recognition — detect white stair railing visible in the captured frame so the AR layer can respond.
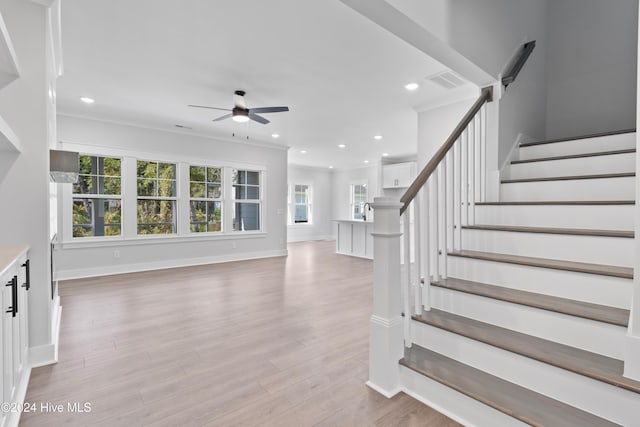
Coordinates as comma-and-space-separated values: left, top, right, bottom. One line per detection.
398, 87, 492, 347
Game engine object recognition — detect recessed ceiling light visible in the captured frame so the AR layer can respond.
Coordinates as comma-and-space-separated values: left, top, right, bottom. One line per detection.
80, 97, 95, 104
382, 153, 389, 157
364, 160, 369, 164
338, 144, 346, 148
300, 150, 307, 154
271, 133, 280, 139
329, 166, 334, 169
404, 82, 419, 91
374, 135, 383, 140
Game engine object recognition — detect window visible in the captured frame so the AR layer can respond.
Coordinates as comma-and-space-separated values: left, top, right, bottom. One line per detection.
232, 169, 261, 231
189, 165, 223, 232
351, 183, 367, 220
72, 155, 122, 237
288, 184, 311, 224
137, 160, 177, 234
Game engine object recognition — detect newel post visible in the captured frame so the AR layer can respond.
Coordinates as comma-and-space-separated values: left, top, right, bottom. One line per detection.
366, 197, 404, 398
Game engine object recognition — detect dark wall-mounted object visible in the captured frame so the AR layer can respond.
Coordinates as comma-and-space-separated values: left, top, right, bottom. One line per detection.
50, 149, 79, 183
502, 41, 536, 88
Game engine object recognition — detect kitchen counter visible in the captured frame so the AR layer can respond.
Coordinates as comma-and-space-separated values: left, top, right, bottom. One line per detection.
333, 220, 373, 259
0, 245, 29, 277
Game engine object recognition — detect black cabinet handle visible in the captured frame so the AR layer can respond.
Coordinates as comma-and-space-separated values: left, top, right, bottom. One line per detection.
21, 259, 30, 290
6, 276, 17, 317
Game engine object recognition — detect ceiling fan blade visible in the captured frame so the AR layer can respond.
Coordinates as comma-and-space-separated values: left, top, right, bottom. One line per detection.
188, 104, 232, 111
249, 106, 290, 114
249, 113, 270, 124
212, 113, 233, 122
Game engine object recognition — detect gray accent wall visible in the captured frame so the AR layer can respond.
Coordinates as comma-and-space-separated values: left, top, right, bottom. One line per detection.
545, 0, 638, 139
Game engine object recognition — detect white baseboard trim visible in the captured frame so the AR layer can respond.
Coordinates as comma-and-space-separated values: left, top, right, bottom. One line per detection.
624, 333, 640, 381
56, 249, 289, 280
500, 132, 536, 181
365, 381, 401, 398
336, 250, 373, 260
30, 342, 58, 368
6, 368, 31, 427
287, 235, 334, 243
29, 298, 62, 368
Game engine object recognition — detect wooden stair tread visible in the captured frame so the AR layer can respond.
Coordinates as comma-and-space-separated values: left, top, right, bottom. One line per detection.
520, 129, 636, 147
431, 278, 630, 327
502, 172, 635, 184
401, 344, 621, 427
412, 309, 640, 394
476, 200, 635, 206
512, 148, 635, 164
448, 250, 633, 279
462, 224, 634, 238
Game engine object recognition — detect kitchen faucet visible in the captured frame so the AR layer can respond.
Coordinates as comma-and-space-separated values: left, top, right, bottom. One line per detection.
362, 202, 372, 221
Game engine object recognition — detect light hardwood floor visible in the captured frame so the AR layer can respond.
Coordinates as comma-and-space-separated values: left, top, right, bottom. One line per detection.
20, 240, 461, 427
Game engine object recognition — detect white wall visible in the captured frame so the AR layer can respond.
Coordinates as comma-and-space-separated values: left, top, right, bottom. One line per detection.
55, 115, 288, 279
287, 165, 333, 242
0, 0, 53, 350
349, 0, 549, 170
417, 98, 476, 170
331, 164, 380, 222
545, 0, 638, 139
445, 0, 549, 164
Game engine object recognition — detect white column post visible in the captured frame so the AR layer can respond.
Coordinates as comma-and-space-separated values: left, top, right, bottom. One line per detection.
367, 197, 404, 398
624, 16, 640, 380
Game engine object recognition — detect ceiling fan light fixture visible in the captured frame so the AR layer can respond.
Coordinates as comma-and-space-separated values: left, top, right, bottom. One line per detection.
232, 108, 250, 123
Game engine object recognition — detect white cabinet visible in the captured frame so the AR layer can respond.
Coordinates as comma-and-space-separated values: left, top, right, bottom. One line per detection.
0, 247, 29, 427
382, 162, 416, 189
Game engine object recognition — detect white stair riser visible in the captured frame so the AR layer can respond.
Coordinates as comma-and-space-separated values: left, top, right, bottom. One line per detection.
430, 287, 626, 359
400, 367, 529, 427
518, 133, 636, 160
500, 177, 635, 201
475, 204, 634, 230
508, 152, 635, 180
461, 229, 634, 267
411, 322, 639, 425
447, 256, 632, 309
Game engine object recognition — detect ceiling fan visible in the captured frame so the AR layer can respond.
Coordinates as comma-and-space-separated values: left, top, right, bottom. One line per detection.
188, 90, 289, 125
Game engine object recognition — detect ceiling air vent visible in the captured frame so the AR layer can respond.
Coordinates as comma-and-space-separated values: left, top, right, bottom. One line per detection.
425, 71, 466, 89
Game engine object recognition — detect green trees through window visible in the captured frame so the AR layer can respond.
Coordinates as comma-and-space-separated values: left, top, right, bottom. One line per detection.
70, 156, 264, 239
72, 155, 122, 237
137, 160, 177, 235
190, 165, 222, 232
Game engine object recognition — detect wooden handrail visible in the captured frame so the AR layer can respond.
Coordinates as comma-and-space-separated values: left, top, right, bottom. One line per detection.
400, 86, 493, 215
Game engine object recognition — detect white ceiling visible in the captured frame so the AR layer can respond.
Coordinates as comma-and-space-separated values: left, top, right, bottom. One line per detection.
57, 0, 475, 169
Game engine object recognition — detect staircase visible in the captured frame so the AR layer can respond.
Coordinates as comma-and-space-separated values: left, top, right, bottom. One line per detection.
394, 130, 639, 426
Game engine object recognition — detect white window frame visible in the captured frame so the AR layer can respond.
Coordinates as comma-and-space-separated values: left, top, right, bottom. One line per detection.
231, 169, 263, 232
71, 154, 123, 239
188, 164, 223, 233
58, 143, 267, 247
288, 183, 312, 226
136, 159, 178, 235
350, 182, 368, 221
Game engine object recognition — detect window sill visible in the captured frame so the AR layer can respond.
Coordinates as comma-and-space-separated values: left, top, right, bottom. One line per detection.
288, 223, 313, 228
59, 231, 267, 249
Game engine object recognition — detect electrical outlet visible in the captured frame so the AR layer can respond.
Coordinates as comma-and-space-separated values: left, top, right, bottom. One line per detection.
113, 250, 120, 259
232, 241, 237, 249
277, 209, 284, 215
279, 238, 284, 245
